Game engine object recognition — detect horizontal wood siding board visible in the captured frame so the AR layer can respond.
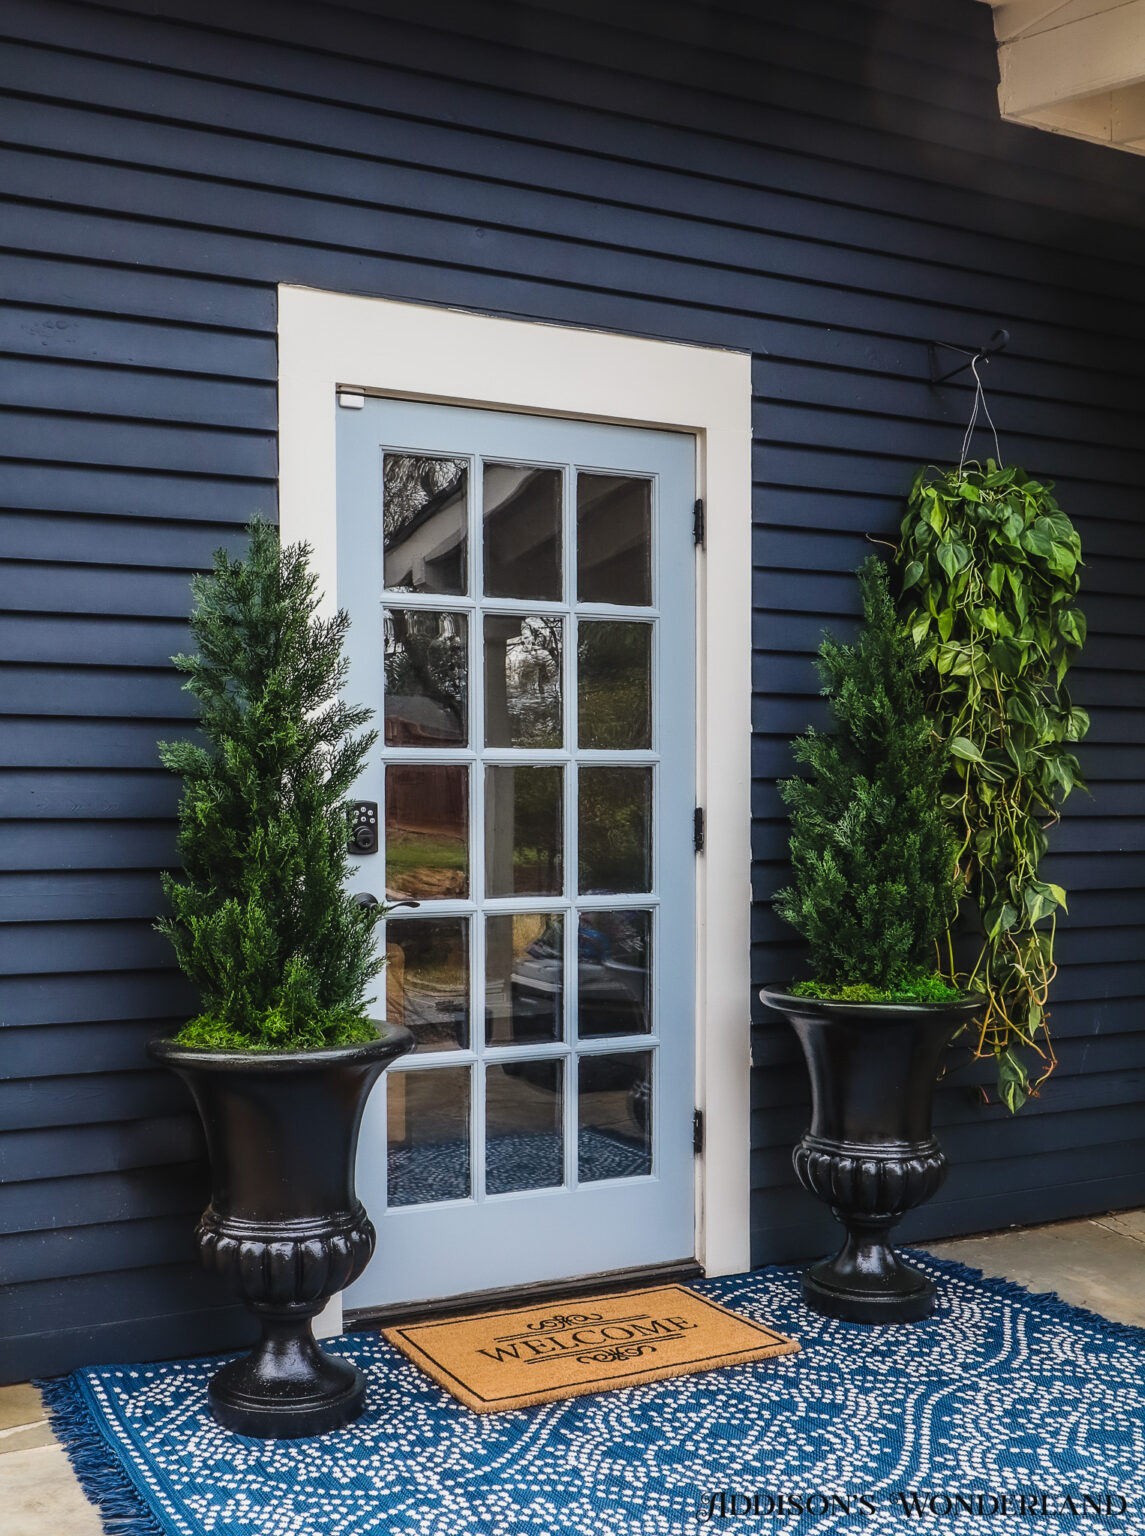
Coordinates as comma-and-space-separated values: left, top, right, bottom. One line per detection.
753, 1064, 1145, 1130
1, 1021, 184, 1079
0, 871, 169, 924
3, 1260, 235, 1334
0, 1301, 255, 1386
0, 302, 275, 376
2, 1214, 199, 1286
0, 1071, 190, 1131
0, 1161, 208, 1234
754, 1135, 1145, 1196
1, 513, 248, 568
0, 920, 176, 975
752, 1000, 1145, 1070
1, 719, 200, 769
0, 462, 276, 523
1, 1302, 256, 1386
751, 1029, 1145, 1100
3, 0, 1143, 1374
0, 615, 193, 668
3, 1114, 204, 1185
0, 356, 275, 429
0, 970, 196, 1026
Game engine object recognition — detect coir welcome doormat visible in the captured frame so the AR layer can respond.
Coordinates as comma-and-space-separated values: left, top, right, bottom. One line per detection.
380, 1283, 799, 1411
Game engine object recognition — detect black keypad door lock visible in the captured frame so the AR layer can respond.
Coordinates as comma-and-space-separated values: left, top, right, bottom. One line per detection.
349, 801, 379, 854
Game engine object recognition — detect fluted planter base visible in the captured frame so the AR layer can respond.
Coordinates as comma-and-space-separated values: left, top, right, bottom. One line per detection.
150, 1027, 412, 1438
761, 987, 984, 1326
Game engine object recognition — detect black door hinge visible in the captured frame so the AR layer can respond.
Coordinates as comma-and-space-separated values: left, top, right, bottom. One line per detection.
693, 806, 704, 852
693, 1109, 704, 1155
693, 498, 705, 547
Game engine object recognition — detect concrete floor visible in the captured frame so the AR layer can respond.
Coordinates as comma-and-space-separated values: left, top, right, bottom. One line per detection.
3, 1210, 1143, 1533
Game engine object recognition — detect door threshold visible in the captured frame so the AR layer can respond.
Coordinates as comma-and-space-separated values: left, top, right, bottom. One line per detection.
344, 1258, 704, 1332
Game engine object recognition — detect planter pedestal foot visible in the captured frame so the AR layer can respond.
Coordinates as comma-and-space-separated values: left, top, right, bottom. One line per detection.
802, 1225, 934, 1324
208, 1311, 366, 1439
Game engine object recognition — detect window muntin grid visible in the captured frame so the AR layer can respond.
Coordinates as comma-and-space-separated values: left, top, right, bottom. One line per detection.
380, 448, 661, 1206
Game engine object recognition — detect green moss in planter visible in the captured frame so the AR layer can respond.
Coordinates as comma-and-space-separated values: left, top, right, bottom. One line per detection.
774, 556, 958, 997
789, 976, 961, 1005
157, 519, 383, 1052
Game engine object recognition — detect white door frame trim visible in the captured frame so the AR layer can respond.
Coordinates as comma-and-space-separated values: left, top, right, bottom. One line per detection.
278, 286, 753, 1309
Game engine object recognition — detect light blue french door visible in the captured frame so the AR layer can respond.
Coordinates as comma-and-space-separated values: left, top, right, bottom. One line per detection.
336, 399, 696, 1308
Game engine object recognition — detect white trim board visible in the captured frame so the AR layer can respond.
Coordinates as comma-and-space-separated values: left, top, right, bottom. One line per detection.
278, 287, 753, 1332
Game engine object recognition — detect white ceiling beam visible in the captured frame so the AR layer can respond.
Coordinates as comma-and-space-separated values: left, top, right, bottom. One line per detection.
998, 0, 1145, 116
988, 0, 1134, 45
1111, 78, 1145, 137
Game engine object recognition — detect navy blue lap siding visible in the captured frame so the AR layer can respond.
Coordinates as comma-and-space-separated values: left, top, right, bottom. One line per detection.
2, 0, 1145, 1379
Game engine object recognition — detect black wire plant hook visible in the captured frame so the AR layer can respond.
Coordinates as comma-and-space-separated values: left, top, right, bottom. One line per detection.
928, 327, 1010, 386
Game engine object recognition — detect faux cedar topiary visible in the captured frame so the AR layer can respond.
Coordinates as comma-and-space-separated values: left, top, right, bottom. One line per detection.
157, 518, 382, 1050
774, 556, 958, 998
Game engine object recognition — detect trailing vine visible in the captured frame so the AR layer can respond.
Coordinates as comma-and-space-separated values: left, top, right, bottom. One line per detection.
895, 461, 1088, 1112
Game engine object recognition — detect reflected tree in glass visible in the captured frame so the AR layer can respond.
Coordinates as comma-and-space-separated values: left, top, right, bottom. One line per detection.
384, 608, 467, 747
485, 615, 562, 748
578, 766, 652, 893
384, 454, 468, 595
485, 766, 563, 896
577, 621, 651, 750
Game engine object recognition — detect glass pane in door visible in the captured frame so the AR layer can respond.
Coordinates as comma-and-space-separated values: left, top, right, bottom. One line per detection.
485, 1060, 564, 1194
484, 465, 562, 599
485, 913, 564, 1045
387, 1066, 471, 1206
484, 615, 562, 748
384, 608, 468, 747
384, 455, 468, 595
577, 473, 652, 605
485, 765, 563, 896
386, 916, 469, 1052
385, 764, 469, 900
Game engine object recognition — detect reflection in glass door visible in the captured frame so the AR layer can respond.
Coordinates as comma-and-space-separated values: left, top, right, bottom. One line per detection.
337, 400, 696, 1308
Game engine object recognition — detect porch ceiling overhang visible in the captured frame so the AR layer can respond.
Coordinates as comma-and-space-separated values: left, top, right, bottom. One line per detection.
979, 0, 1145, 156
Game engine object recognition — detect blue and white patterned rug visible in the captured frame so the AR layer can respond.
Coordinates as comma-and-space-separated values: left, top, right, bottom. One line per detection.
41, 1255, 1145, 1535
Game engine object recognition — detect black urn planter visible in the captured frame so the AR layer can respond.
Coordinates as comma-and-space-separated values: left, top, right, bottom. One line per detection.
759, 987, 983, 1324
149, 1024, 412, 1438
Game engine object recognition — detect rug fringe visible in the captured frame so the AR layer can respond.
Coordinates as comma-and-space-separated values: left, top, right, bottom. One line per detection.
34, 1375, 167, 1536
906, 1247, 1145, 1342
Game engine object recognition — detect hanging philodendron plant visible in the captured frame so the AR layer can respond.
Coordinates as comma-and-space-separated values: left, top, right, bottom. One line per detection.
896, 460, 1088, 1112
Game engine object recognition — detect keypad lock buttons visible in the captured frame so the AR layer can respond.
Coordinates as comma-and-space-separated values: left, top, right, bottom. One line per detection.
349, 801, 379, 854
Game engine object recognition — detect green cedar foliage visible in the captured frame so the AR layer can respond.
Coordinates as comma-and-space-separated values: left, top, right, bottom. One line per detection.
157, 519, 382, 1051
774, 557, 958, 993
